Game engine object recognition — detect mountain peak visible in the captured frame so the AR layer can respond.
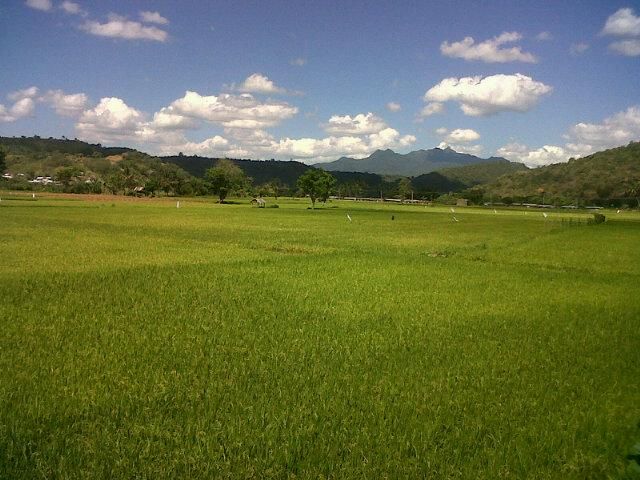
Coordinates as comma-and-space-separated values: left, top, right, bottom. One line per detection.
319, 147, 511, 176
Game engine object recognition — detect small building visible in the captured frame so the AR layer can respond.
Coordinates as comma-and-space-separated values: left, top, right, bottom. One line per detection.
251, 197, 266, 208
456, 198, 468, 207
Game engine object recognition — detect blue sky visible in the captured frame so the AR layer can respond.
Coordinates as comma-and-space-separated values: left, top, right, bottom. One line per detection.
1, 0, 640, 166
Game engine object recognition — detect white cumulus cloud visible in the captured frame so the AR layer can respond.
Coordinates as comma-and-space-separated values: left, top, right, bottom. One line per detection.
41, 89, 88, 117
602, 8, 640, 56
602, 8, 640, 37
81, 14, 168, 42
436, 128, 482, 155
324, 112, 388, 135
140, 11, 169, 25
497, 106, 640, 167
25, 0, 52, 11
417, 102, 444, 119
0, 87, 39, 123
440, 32, 537, 63
164, 90, 298, 129
609, 39, 640, 56
437, 128, 481, 143
76, 97, 146, 142
8, 86, 39, 102
237, 73, 287, 94
424, 74, 552, 116
496, 143, 569, 167
438, 142, 484, 156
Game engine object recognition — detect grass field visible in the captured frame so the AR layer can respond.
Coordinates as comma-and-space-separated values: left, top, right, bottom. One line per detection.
1, 194, 639, 478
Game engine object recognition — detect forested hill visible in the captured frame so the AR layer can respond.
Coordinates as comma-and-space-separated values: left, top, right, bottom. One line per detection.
407, 159, 527, 195
162, 155, 312, 186
0, 136, 132, 157
482, 142, 640, 205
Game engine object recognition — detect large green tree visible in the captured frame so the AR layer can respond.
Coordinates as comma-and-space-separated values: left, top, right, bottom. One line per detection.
205, 159, 249, 203
0, 148, 6, 173
296, 169, 336, 208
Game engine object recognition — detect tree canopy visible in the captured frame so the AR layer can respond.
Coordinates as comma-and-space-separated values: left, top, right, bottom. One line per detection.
296, 169, 336, 208
205, 159, 249, 203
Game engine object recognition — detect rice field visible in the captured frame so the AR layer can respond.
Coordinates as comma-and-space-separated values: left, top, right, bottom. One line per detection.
1, 194, 639, 479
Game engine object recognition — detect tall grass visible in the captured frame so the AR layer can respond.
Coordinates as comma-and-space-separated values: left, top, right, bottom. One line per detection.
1, 196, 639, 478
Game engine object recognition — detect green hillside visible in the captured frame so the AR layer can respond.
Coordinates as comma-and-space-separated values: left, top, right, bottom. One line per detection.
436, 158, 528, 186
483, 142, 640, 206
0, 136, 202, 196
409, 159, 528, 197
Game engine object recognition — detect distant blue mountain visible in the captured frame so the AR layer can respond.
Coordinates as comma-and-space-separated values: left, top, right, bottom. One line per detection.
319, 147, 509, 176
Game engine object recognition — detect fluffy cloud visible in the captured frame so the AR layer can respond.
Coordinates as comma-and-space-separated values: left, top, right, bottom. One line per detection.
602, 8, 640, 37
497, 106, 640, 167
0, 99, 36, 122
496, 143, 569, 167
0, 87, 38, 123
81, 14, 168, 42
266, 128, 415, 163
150, 110, 198, 130
440, 32, 537, 63
60, 1, 86, 16
66, 88, 414, 163
602, 8, 640, 56
535, 31, 553, 41
152, 126, 415, 163
237, 73, 286, 95
568, 106, 640, 147
8, 86, 39, 102
424, 74, 552, 116
164, 90, 298, 128
417, 102, 444, 119
437, 128, 480, 143
140, 11, 169, 25
386, 102, 401, 112
290, 58, 307, 66
41, 89, 88, 116
76, 97, 146, 141
437, 142, 484, 156
25, 0, 52, 11
324, 112, 387, 135
609, 39, 640, 56
435, 128, 482, 155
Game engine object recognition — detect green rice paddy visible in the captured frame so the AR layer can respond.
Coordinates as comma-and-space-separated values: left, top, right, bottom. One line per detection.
1, 195, 639, 478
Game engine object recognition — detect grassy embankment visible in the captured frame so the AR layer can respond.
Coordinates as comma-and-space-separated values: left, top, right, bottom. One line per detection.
1, 194, 639, 478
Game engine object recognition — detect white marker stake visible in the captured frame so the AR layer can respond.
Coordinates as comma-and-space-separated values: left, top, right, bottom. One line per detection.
452, 216, 459, 222
32, 193, 35, 199
450, 207, 455, 213
543, 212, 548, 218
617, 209, 621, 214
346, 214, 352, 222
177, 201, 180, 209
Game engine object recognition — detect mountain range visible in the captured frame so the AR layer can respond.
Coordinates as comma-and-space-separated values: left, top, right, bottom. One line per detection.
2, 136, 638, 205
319, 147, 510, 176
